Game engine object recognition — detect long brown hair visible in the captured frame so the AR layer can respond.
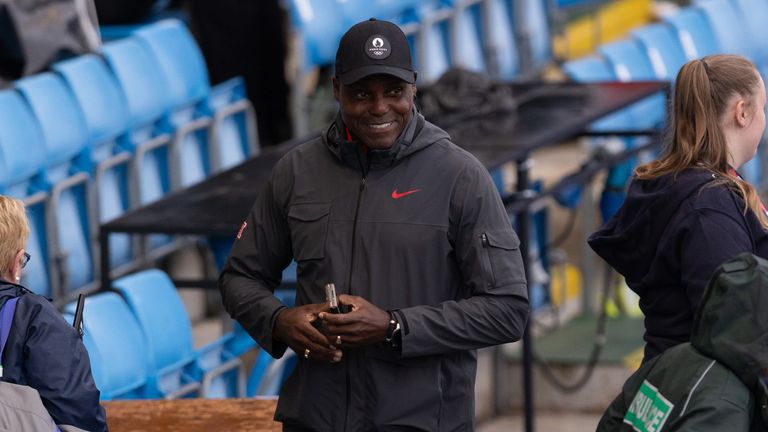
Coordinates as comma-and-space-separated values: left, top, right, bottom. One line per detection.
635, 54, 768, 229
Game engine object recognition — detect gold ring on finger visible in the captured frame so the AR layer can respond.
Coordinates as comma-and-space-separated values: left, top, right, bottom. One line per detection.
304, 348, 310, 359
336, 335, 342, 345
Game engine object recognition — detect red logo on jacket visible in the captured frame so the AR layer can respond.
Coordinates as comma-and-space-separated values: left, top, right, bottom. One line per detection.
391, 188, 421, 199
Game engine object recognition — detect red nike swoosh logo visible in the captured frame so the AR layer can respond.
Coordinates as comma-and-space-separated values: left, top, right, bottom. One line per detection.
391, 188, 421, 199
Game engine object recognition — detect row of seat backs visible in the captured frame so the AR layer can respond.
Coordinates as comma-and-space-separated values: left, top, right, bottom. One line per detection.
1, 18, 257, 301
564, 0, 768, 106
0, 19, 236, 195
557, 0, 768, 226
562, 0, 767, 184
65, 268, 297, 400
286, 0, 552, 136
287, 0, 550, 80
63, 269, 245, 400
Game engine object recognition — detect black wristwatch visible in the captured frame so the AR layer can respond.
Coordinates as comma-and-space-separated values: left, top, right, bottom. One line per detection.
384, 311, 402, 348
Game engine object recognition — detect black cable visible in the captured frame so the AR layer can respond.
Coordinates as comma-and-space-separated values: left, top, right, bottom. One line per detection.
531, 262, 612, 393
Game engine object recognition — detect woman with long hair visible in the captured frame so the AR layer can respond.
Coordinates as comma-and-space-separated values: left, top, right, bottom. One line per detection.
589, 54, 768, 363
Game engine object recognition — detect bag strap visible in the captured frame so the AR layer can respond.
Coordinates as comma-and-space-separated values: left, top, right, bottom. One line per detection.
0, 297, 19, 357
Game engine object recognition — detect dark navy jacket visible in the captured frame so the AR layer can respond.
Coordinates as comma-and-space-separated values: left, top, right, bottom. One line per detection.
589, 168, 768, 362
0, 282, 106, 431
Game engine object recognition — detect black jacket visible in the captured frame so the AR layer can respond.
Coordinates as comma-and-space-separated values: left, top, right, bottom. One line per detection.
220, 110, 529, 431
0, 282, 106, 431
589, 168, 768, 362
597, 253, 768, 432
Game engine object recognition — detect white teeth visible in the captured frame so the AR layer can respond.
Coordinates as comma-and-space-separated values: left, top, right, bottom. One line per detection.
369, 122, 392, 129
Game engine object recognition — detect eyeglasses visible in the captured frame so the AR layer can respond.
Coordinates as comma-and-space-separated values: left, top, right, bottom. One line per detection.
20, 252, 30, 269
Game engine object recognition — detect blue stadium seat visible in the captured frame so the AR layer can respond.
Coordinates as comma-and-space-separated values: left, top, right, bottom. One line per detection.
415, 4, 452, 83
248, 350, 297, 396
337, 0, 374, 27
486, 0, 520, 79
515, 0, 552, 73
14, 74, 89, 183
337, 0, 422, 27
134, 20, 209, 110
599, 39, 656, 81
102, 38, 172, 207
135, 19, 260, 183
102, 39, 183, 259
53, 54, 135, 272
132, 20, 210, 189
0, 91, 51, 297
599, 39, 666, 129
113, 269, 244, 398
207, 77, 259, 170
287, 0, 345, 68
562, 55, 636, 132
631, 23, 688, 81
0, 91, 47, 198
694, 0, 756, 61
112, 270, 202, 398
664, 7, 719, 60
449, 0, 486, 73
16, 74, 96, 297
733, 0, 768, 61
64, 293, 151, 400
562, 55, 641, 220
562, 55, 614, 81
52, 55, 131, 164
286, 0, 346, 136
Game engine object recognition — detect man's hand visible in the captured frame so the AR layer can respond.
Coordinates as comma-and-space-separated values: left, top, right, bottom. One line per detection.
320, 294, 391, 348
273, 303, 343, 363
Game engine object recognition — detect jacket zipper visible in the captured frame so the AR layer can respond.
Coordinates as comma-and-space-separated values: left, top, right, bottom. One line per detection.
343, 153, 368, 432
347, 177, 366, 295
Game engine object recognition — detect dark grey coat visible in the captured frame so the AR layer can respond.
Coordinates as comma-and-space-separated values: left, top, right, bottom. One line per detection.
220, 111, 529, 431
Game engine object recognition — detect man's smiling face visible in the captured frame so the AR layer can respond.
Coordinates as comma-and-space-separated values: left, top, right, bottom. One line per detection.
333, 74, 416, 149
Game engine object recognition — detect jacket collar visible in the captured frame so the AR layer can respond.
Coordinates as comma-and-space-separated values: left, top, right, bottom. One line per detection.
0, 280, 26, 308
324, 107, 425, 174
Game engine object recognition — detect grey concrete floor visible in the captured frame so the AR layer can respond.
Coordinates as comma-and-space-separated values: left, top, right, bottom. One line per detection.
478, 411, 601, 432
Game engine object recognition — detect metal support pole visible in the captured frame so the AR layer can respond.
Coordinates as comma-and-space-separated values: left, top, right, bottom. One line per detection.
517, 157, 535, 432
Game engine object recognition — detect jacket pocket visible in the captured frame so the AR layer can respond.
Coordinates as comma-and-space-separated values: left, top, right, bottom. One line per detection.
288, 203, 331, 261
365, 346, 442, 431
481, 229, 525, 288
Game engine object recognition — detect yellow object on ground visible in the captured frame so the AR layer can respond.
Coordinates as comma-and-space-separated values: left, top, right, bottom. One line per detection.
549, 262, 582, 307
553, 0, 654, 60
623, 346, 645, 371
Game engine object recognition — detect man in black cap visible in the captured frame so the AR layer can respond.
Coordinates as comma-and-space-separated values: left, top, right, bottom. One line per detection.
220, 18, 529, 431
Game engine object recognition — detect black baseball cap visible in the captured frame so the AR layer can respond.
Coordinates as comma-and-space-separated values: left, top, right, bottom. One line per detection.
335, 18, 416, 85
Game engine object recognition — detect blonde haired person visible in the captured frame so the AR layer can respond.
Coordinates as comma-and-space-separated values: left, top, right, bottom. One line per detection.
589, 54, 768, 363
0, 196, 106, 431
